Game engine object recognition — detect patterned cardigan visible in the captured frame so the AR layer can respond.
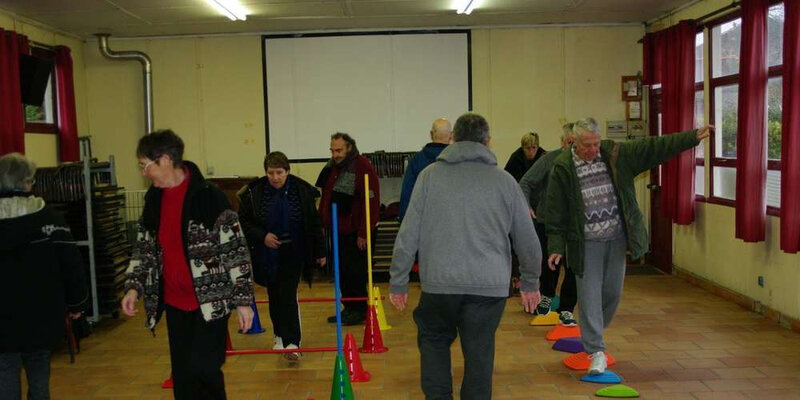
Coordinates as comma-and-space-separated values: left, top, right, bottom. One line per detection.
124, 161, 254, 330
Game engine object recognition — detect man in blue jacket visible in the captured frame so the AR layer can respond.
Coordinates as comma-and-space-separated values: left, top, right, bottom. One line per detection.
398, 118, 451, 222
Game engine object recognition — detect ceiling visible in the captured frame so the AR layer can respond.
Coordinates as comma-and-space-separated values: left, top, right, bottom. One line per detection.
0, 0, 693, 39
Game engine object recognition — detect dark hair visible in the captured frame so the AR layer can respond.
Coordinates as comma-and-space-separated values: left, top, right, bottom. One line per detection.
330, 132, 356, 147
136, 129, 184, 167
263, 151, 290, 171
453, 113, 490, 145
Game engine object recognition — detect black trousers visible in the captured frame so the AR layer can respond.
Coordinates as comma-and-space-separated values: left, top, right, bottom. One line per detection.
0, 350, 51, 400
413, 292, 506, 400
535, 222, 577, 313
266, 247, 303, 346
338, 233, 368, 314
166, 305, 230, 400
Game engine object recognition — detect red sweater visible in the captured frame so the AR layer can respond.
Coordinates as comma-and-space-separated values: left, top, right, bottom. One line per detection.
158, 170, 199, 311
319, 155, 380, 237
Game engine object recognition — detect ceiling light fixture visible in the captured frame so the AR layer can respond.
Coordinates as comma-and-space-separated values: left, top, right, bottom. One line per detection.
205, 0, 248, 21
454, 0, 479, 15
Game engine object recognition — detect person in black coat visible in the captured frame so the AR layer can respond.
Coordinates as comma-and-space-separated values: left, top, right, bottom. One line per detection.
504, 131, 546, 182
0, 153, 88, 400
238, 151, 326, 360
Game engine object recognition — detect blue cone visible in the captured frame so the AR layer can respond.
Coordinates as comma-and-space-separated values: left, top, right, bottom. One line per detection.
581, 371, 622, 384
244, 301, 265, 334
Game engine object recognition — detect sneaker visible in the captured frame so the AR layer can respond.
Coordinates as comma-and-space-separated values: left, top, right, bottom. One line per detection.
272, 336, 284, 350
340, 311, 366, 326
283, 344, 301, 361
536, 295, 552, 315
559, 311, 577, 327
588, 351, 607, 375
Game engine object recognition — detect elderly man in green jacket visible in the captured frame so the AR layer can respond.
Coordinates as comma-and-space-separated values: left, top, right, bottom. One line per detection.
544, 117, 712, 375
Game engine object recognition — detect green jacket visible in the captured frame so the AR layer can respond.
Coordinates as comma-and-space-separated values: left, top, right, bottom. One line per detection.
544, 130, 700, 277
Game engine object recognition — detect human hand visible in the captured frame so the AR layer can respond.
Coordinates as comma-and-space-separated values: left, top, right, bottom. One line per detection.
520, 290, 541, 314
357, 237, 368, 251
121, 289, 139, 316
264, 233, 281, 249
697, 124, 714, 141
236, 305, 254, 333
389, 293, 408, 311
317, 257, 327, 267
529, 208, 536, 219
548, 253, 562, 271
68, 311, 83, 320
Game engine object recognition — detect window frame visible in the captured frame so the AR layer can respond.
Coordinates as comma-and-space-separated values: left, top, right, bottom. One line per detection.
703, 2, 784, 216
23, 46, 58, 135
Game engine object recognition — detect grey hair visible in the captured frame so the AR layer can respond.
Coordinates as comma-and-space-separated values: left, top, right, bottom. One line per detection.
0, 153, 37, 193
573, 117, 601, 138
561, 122, 575, 138
453, 112, 490, 145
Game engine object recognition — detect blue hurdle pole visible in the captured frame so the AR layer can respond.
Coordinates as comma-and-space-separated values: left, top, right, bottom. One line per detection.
332, 203, 344, 356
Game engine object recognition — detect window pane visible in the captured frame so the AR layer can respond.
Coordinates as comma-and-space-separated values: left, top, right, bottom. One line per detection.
712, 18, 741, 78
714, 84, 738, 158
767, 169, 781, 208
696, 165, 706, 196
24, 78, 54, 124
768, 3, 785, 67
713, 166, 736, 200
695, 32, 704, 83
695, 90, 705, 158
767, 77, 782, 160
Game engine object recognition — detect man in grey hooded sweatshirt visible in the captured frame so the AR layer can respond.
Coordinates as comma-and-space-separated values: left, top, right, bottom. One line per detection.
389, 113, 542, 400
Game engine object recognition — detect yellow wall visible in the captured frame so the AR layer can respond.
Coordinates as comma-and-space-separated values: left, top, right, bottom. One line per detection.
0, 11, 88, 166
651, 0, 800, 320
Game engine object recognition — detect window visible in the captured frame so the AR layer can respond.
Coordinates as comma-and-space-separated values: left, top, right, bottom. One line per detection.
695, 31, 706, 196
23, 47, 58, 134
706, 2, 784, 214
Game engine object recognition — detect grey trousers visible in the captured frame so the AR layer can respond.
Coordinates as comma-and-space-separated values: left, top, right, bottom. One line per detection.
575, 236, 627, 354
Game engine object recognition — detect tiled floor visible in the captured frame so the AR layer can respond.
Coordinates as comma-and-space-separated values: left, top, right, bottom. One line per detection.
42, 274, 800, 399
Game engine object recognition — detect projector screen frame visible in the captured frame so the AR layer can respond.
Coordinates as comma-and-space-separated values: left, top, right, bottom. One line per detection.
261, 29, 473, 163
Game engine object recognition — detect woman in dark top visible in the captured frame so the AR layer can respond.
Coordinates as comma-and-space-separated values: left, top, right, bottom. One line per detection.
0, 153, 88, 400
238, 151, 327, 361
504, 131, 546, 182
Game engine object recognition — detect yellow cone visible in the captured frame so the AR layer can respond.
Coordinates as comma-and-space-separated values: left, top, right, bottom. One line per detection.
529, 311, 559, 326
373, 286, 392, 331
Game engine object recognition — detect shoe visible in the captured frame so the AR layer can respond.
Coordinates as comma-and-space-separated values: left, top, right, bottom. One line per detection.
559, 311, 577, 327
588, 351, 607, 375
340, 311, 365, 326
327, 314, 338, 323
283, 344, 301, 361
272, 336, 284, 350
536, 295, 552, 315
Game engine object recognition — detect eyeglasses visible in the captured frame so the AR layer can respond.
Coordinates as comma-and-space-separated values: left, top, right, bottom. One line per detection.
138, 159, 156, 171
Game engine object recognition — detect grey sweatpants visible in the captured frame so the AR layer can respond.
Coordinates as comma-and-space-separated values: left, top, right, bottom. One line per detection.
575, 236, 627, 354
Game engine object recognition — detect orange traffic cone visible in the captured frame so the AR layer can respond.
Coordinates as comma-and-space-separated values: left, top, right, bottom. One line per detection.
359, 305, 388, 353
344, 332, 370, 382
161, 373, 173, 389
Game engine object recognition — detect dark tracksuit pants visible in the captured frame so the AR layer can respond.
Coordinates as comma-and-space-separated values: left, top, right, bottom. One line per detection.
166, 305, 230, 400
338, 233, 369, 316
413, 292, 506, 400
535, 221, 577, 313
0, 350, 51, 400
266, 246, 303, 346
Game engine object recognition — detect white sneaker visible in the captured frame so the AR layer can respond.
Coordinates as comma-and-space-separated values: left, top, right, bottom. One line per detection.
283, 344, 301, 361
588, 351, 607, 375
272, 336, 284, 350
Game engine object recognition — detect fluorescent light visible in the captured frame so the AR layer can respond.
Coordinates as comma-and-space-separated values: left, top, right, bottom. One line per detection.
454, 0, 478, 14
205, 0, 248, 21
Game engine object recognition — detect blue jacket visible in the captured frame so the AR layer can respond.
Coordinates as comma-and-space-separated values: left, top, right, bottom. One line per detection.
399, 142, 448, 222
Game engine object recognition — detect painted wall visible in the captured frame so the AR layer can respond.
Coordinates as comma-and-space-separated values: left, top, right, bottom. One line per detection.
651, 0, 800, 320
0, 11, 88, 167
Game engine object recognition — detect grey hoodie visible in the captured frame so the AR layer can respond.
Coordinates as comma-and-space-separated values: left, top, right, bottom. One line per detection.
389, 141, 542, 297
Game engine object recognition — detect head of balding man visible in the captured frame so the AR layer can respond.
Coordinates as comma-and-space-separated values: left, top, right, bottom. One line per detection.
429, 118, 452, 144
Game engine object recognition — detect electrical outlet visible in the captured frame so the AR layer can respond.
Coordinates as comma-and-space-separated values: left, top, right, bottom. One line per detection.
758, 276, 764, 287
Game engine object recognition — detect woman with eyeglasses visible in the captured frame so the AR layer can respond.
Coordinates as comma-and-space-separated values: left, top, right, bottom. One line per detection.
121, 129, 254, 400
0, 153, 88, 400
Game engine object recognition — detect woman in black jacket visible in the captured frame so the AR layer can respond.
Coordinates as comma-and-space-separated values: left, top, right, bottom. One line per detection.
504, 131, 547, 182
0, 153, 88, 400
238, 151, 326, 361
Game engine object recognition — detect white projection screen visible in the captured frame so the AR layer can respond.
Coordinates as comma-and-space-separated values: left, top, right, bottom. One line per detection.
263, 31, 471, 160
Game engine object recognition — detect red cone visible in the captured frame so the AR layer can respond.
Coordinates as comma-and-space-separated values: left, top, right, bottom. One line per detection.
161, 373, 173, 389
344, 332, 370, 382
360, 305, 388, 353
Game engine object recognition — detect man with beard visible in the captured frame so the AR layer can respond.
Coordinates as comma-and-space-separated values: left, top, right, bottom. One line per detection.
316, 132, 381, 325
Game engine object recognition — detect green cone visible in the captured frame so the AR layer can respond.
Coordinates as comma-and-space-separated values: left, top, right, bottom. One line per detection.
595, 384, 639, 398
330, 354, 355, 400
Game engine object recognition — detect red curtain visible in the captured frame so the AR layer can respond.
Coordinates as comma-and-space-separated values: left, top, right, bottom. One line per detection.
54, 46, 79, 162
735, 0, 769, 242
781, 0, 800, 252
0, 29, 27, 155
644, 20, 697, 225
